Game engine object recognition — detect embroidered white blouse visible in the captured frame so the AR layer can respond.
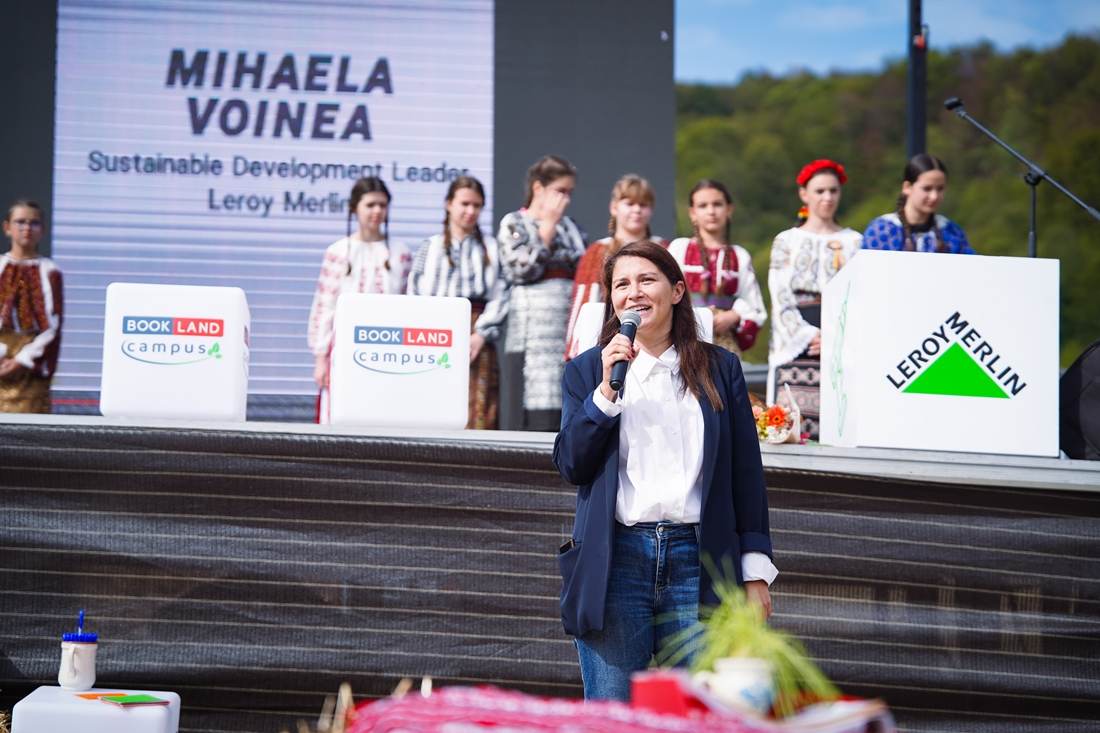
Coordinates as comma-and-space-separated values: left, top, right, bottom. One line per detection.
766, 227, 861, 400
307, 237, 412, 358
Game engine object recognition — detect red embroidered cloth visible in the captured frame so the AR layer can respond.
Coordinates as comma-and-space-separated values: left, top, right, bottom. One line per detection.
346, 686, 762, 733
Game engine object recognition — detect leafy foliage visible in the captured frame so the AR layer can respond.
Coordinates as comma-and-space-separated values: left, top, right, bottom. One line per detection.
658, 569, 838, 718
676, 35, 1100, 367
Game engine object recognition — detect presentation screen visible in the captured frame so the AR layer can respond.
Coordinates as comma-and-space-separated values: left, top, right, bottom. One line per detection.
52, 0, 494, 396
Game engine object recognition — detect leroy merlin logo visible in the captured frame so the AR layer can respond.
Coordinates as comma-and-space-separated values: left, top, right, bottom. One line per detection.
886, 312, 1026, 398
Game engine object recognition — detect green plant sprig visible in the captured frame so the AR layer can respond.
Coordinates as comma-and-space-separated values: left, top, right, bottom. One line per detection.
657, 559, 838, 718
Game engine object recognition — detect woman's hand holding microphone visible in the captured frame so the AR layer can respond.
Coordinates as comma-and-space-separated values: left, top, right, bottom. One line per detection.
599, 310, 643, 403
599, 334, 637, 402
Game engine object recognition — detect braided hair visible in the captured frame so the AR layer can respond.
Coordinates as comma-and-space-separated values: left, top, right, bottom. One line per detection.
442, 175, 489, 268
688, 179, 735, 296
345, 176, 392, 275
896, 154, 948, 253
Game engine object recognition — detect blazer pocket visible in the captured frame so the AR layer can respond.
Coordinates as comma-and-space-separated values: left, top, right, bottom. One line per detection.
557, 539, 582, 582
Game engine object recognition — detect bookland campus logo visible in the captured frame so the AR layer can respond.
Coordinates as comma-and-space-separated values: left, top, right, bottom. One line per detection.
887, 312, 1026, 399
121, 316, 225, 365
353, 325, 453, 375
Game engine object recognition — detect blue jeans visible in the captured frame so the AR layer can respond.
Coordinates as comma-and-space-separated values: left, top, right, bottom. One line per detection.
575, 521, 700, 701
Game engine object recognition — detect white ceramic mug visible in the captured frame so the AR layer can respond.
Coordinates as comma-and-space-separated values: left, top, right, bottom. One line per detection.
694, 657, 774, 714
58, 640, 97, 690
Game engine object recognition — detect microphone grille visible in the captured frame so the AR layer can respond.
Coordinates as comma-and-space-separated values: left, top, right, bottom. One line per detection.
620, 310, 643, 327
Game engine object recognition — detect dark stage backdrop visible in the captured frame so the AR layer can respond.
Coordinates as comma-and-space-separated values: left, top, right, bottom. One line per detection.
0, 2, 57, 249
492, 1, 676, 238
1, 423, 1098, 732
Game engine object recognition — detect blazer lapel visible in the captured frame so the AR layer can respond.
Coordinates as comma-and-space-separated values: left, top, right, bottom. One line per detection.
699, 391, 720, 510
593, 354, 621, 526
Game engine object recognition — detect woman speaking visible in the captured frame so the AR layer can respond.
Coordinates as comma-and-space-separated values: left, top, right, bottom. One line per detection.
553, 240, 776, 701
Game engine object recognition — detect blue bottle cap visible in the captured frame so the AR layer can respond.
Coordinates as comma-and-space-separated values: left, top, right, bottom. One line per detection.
62, 632, 98, 643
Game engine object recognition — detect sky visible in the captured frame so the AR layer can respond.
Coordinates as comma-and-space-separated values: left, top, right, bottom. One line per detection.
675, 0, 1100, 83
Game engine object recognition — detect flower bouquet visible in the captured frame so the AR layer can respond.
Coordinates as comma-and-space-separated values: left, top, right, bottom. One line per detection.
752, 385, 801, 445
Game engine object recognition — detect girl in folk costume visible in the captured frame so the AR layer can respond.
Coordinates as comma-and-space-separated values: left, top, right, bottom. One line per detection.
0, 201, 62, 413
667, 180, 767, 355
497, 155, 587, 431
863, 153, 975, 254
408, 176, 506, 429
565, 174, 664, 360
307, 176, 411, 423
767, 160, 862, 440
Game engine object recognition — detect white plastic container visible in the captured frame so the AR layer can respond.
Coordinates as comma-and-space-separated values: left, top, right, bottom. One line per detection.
58, 635, 97, 690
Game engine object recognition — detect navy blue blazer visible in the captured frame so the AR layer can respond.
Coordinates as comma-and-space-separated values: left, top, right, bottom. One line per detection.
552, 344, 773, 637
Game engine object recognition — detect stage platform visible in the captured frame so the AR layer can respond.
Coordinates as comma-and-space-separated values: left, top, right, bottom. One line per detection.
1, 414, 1097, 732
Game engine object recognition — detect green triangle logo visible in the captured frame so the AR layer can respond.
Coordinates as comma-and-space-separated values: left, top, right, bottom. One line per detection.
904, 342, 1008, 398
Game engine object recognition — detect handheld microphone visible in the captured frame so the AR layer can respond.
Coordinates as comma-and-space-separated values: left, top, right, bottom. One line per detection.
608, 310, 642, 392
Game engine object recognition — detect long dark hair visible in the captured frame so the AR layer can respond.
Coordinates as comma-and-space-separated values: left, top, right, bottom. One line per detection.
599, 240, 723, 411
524, 154, 576, 207
345, 176, 392, 274
442, 175, 488, 267
897, 153, 948, 253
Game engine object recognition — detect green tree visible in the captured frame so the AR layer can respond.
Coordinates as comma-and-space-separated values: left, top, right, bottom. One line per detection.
676, 35, 1100, 368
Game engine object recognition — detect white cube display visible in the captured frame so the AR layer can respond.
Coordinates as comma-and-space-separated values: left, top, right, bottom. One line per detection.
819, 250, 1059, 457
329, 293, 471, 428
99, 283, 250, 421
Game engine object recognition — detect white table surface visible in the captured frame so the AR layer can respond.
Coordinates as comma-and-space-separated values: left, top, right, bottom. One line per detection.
12, 685, 181, 733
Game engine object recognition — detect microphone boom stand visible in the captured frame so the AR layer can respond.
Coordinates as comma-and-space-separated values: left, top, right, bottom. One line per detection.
944, 97, 1100, 257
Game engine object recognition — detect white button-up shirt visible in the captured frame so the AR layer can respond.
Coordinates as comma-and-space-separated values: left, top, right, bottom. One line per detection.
593, 345, 778, 586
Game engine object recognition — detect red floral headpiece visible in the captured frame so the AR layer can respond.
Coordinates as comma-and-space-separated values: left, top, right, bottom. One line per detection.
796, 159, 848, 187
